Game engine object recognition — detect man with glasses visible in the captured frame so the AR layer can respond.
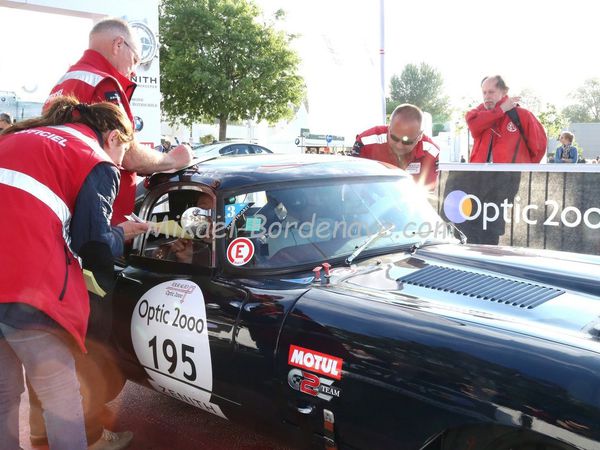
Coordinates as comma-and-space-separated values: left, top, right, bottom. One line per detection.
352, 103, 440, 190
45, 17, 193, 225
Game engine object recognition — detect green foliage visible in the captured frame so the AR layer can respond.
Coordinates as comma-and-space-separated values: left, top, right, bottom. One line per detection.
432, 123, 445, 137
537, 104, 568, 139
159, 0, 305, 139
200, 134, 216, 144
562, 104, 592, 123
387, 63, 451, 122
562, 78, 600, 123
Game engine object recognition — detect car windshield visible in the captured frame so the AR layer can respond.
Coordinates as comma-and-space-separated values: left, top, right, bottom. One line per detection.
222, 178, 457, 269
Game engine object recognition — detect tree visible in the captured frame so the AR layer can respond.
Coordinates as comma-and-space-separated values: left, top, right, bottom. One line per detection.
386, 63, 451, 122
537, 103, 568, 140
160, 0, 305, 140
562, 78, 600, 123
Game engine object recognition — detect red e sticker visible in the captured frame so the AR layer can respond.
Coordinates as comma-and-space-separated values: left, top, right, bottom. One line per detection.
227, 238, 254, 266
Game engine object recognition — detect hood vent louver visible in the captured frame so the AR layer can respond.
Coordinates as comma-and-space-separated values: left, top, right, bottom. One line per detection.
398, 265, 564, 309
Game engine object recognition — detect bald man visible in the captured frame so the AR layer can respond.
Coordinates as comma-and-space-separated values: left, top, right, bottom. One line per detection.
353, 104, 440, 191
45, 17, 193, 225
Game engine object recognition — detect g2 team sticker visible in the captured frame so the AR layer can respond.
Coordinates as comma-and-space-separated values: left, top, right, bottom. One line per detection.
131, 280, 226, 419
227, 237, 254, 266
288, 368, 341, 401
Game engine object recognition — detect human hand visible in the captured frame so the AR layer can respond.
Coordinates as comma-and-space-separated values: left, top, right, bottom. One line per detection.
166, 144, 193, 170
500, 96, 520, 112
118, 221, 150, 240
171, 238, 193, 263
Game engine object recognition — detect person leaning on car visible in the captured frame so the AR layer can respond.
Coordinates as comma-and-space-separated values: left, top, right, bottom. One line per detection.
553, 131, 578, 163
352, 103, 440, 191
31, 17, 192, 450
0, 96, 148, 450
44, 17, 193, 225
466, 75, 547, 163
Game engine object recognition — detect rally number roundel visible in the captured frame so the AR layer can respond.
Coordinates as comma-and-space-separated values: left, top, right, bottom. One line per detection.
227, 237, 254, 266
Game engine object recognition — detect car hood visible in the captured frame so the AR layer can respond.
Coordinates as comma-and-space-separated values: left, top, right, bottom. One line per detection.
320, 244, 600, 349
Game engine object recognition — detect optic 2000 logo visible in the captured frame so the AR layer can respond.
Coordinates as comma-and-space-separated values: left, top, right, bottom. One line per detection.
443, 190, 600, 230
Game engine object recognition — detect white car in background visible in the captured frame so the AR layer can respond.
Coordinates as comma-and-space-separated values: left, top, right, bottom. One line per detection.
192, 141, 273, 159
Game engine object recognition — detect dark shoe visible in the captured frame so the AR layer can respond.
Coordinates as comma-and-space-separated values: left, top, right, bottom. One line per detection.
88, 429, 133, 450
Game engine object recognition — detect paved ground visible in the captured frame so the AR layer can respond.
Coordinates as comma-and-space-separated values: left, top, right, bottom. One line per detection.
19, 381, 295, 450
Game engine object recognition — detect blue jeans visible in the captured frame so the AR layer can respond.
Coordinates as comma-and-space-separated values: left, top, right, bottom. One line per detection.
0, 322, 87, 450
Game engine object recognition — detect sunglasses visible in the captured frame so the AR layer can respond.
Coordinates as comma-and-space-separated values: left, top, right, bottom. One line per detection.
389, 131, 422, 146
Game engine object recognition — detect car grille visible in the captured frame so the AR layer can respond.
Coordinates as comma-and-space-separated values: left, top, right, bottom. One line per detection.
398, 265, 564, 309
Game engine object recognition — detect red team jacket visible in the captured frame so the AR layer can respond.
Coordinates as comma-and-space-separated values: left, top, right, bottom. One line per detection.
0, 124, 114, 351
466, 98, 547, 163
45, 49, 137, 224
353, 125, 440, 190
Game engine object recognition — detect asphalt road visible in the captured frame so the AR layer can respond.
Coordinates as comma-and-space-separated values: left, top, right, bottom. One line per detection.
19, 381, 296, 450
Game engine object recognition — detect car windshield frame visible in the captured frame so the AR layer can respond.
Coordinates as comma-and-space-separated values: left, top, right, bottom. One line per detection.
217, 176, 458, 274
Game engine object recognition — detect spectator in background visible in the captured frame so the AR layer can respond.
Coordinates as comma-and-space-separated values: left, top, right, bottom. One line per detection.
553, 131, 578, 163
155, 137, 172, 153
0, 112, 13, 131
353, 103, 440, 190
466, 75, 547, 163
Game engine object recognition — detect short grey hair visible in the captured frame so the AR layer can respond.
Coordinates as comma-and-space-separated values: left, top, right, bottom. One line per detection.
90, 17, 133, 40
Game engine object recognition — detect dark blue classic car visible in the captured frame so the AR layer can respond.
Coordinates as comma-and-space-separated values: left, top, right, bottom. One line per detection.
109, 154, 600, 450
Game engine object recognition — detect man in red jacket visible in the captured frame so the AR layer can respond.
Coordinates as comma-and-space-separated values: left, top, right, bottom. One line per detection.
466, 75, 547, 163
352, 104, 439, 191
45, 17, 193, 224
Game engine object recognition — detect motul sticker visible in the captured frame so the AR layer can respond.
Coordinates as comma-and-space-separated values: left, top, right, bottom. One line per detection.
226, 237, 254, 266
288, 345, 343, 380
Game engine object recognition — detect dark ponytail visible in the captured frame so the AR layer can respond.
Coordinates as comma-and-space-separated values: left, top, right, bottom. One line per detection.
2, 96, 134, 144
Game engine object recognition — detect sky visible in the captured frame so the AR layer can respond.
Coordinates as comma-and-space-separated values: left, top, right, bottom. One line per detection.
1, 0, 598, 138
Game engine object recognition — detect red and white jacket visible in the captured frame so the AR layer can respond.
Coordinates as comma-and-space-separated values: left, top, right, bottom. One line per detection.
353, 125, 440, 190
46, 49, 137, 224
466, 98, 547, 163
0, 124, 114, 351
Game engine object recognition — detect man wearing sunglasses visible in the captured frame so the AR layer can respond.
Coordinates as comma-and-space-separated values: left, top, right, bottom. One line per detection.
352, 103, 440, 191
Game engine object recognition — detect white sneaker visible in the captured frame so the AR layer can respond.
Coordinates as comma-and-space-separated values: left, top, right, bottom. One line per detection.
88, 428, 134, 450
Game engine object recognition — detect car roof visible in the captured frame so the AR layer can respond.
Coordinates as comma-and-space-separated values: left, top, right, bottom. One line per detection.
147, 154, 408, 191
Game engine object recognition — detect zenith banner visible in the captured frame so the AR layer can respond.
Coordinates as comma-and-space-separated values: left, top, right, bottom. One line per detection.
431, 164, 600, 256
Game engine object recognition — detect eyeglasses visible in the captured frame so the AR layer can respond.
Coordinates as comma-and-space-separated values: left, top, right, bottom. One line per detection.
123, 39, 140, 65
389, 131, 423, 146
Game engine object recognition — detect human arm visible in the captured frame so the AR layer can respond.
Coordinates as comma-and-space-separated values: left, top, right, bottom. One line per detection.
465, 102, 506, 138
520, 109, 548, 163
121, 140, 193, 175
70, 163, 148, 260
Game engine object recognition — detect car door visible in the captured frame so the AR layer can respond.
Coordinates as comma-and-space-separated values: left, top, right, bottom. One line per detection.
111, 183, 245, 420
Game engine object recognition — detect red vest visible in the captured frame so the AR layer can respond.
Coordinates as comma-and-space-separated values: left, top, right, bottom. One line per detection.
0, 124, 113, 351
46, 49, 137, 224
354, 125, 440, 190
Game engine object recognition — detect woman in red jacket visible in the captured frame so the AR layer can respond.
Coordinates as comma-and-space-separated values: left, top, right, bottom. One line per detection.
0, 97, 148, 450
